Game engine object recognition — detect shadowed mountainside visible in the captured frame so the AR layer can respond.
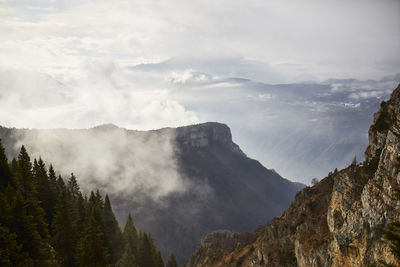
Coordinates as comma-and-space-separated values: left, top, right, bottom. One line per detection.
0, 122, 303, 264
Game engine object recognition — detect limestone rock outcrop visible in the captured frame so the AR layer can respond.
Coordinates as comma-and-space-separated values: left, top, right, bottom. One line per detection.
188, 84, 400, 267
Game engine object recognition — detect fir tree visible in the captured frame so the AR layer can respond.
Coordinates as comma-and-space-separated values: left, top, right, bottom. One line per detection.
10, 158, 17, 174
67, 173, 81, 200
33, 158, 55, 229
104, 194, 124, 264
137, 232, 157, 267
123, 214, 138, 257
0, 139, 13, 190
116, 243, 137, 267
0, 224, 32, 267
155, 250, 164, 267
166, 253, 178, 267
10, 190, 49, 265
15, 146, 49, 241
52, 189, 79, 267
86, 191, 104, 229
76, 216, 109, 267
57, 175, 65, 191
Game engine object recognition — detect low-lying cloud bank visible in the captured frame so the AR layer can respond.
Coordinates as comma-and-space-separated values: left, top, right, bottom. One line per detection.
12, 125, 188, 201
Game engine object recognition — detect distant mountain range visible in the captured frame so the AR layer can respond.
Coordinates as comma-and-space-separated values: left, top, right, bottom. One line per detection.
166, 73, 400, 183
0, 122, 303, 264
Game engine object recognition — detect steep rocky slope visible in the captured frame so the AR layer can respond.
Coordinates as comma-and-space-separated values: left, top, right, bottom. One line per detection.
188, 84, 400, 267
0, 122, 302, 264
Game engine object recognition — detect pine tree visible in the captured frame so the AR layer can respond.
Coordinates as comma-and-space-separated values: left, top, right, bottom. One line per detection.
67, 173, 81, 200
0, 224, 32, 266
76, 216, 109, 267
9, 190, 49, 265
0, 139, 13, 190
52, 189, 79, 267
104, 194, 124, 264
33, 158, 55, 229
166, 253, 178, 267
57, 175, 65, 191
46, 164, 58, 233
10, 158, 17, 174
116, 243, 137, 267
87, 191, 104, 229
137, 232, 157, 267
15, 146, 49, 241
155, 250, 164, 267
123, 214, 138, 257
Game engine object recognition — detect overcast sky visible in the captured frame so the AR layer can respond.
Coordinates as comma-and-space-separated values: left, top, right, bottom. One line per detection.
0, 0, 399, 130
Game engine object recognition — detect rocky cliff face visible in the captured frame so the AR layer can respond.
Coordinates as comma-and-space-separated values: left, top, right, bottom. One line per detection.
188, 84, 400, 267
174, 122, 245, 155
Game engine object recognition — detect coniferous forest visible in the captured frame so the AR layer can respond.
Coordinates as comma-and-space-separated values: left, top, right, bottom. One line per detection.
0, 139, 178, 267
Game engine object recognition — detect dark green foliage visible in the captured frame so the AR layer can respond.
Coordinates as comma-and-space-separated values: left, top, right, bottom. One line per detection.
0, 141, 173, 267
87, 190, 104, 228
53, 189, 79, 267
123, 214, 138, 257
10, 158, 17, 174
9, 190, 49, 265
15, 147, 49, 240
155, 250, 164, 267
57, 175, 65, 191
166, 253, 178, 267
76, 216, 109, 267
104, 194, 124, 264
116, 244, 137, 267
34, 158, 57, 230
0, 139, 13, 190
137, 232, 157, 267
0, 224, 32, 267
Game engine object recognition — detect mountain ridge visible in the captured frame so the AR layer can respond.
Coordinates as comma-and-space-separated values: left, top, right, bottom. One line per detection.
0, 121, 302, 264
187, 83, 400, 266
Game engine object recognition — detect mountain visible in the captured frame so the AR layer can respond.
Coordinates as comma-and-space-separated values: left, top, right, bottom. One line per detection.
168, 73, 399, 183
0, 122, 303, 264
187, 84, 400, 266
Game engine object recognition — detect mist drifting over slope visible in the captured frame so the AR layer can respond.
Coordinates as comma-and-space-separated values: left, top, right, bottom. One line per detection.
9, 125, 190, 201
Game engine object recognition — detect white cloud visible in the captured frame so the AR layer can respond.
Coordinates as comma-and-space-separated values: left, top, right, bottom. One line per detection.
0, 0, 398, 81
0, 61, 199, 130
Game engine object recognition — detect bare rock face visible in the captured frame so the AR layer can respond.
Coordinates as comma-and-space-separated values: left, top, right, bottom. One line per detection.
175, 122, 245, 155
188, 84, 400, 267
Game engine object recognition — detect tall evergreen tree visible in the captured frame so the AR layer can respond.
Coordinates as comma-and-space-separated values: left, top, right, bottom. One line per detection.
123, 214, 138, 257
10, 158, 17, 174
104, 194, 124, 264
15, 146, 49, 240
137, 232, 157, 267
76, 216, 109, 267
87, 191, 104, 229
56, 175, 65, 191
67, 173, 81, 200
166, 253, 178, 267
33, 158, 56, 229
52, 189, 79, 267
0, 139, 13, 190
155, 250, 164, 267
9, 190, 49, 266
116, 243, 137, 267
0, 224, 32, 267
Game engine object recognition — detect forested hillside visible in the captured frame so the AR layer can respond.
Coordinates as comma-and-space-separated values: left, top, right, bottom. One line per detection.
0, 141, 177, 267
